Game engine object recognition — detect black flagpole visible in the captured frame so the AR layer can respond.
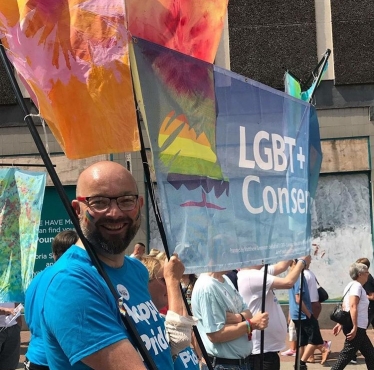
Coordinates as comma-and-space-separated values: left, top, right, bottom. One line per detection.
294, 268, 305, 370
0, 41, 158, 370
260, 264, 268, 370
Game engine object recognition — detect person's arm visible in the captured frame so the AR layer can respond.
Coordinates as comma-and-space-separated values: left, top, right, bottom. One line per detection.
332, 323, 342, 336
295, 293, 312, 318
164, 254, 186, 316
163, 254, 196, 355
271, 260, 293, 275
208, 311, 268, 343
82, 339, 146, 370
272, 257, 311, 289
347, 295, 359, 341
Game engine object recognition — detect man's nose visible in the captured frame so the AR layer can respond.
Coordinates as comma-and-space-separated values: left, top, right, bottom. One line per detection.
106, 198, 123, 215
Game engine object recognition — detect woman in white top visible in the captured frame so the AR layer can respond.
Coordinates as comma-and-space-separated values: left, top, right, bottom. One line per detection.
332, 262, 374, 369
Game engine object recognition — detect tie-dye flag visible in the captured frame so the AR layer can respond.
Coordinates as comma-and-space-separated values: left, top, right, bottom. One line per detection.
126, 0, 228, 63
0, 168, 46, 302
131, 38, 322, 273
0, 1, 138, 159
0, 1, 228, 159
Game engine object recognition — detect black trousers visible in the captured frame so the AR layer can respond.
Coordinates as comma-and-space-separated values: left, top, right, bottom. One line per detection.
249, 352, 280, 370
331, 327, 374, 370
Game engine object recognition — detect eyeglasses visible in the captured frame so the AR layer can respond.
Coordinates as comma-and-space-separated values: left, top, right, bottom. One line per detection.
77, 195, 138, 212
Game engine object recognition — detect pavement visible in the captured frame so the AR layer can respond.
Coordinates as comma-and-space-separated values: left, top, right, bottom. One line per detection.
17, 328, 374, 369
279, 328, 374, 369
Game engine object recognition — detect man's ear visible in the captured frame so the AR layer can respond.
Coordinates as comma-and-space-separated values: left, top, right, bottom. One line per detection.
138, 195, 144, 208
72, 200, 81, 216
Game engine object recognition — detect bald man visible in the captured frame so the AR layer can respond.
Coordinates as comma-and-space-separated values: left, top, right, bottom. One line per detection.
36, 161, 177, 370
130, 242, 146, 259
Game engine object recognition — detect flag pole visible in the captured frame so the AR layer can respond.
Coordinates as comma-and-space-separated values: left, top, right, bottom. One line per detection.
260, 264, 268, 370
0, 41, 158, 370
306, 49, 331, 103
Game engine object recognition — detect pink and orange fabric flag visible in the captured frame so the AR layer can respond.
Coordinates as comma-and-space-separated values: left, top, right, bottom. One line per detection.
126, 0, 228, 63
0, 1, 228, 159
0, 1, 138, 159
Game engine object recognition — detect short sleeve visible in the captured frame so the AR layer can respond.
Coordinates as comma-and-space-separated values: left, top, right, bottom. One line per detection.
42, 267, 127, 365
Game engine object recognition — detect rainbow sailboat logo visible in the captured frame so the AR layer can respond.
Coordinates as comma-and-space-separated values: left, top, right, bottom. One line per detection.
158, 111, 229, 209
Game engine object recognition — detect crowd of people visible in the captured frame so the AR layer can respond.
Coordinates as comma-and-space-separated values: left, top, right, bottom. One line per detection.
1, 161, 374, 370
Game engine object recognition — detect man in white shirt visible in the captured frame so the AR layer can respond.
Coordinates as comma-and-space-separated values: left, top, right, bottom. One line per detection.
0, 302, 21, 370
237, 257, 311, 370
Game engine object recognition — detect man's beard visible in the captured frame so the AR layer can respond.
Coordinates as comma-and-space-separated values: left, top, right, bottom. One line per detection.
80, 212, 141, 255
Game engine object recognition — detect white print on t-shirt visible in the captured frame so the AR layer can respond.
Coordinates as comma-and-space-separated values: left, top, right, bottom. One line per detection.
179, 349, 199, 368
122, 299, 170, 355
140, 326, 169, 354
123, 300, 159, 324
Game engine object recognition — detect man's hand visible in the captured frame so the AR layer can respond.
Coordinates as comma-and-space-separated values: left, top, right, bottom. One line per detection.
0, 307, 14, 315
346, 326, 357, 341
299, 255, 311, 266
225, 312, 242, 324
164, 253, 185, 284
250, 312, 269, 330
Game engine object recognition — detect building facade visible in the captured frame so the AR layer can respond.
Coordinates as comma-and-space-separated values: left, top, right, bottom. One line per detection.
0, 1, 373, 297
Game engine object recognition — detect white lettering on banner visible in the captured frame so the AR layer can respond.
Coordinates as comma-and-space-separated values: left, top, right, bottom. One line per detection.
242, 175, 310, 215
140, 326, 169, 355
44, 219, 64, 226
180, 349, 199, 368
239, 127, 296, 172
123, 300, 159, 324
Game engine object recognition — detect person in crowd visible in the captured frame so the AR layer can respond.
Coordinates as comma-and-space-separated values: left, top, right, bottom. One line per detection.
140, 255, 199, 370
331, 262, 374, 369
353, 257, 374, 364
130, 242, 146, 259
288, 259, 329, 370
24, 229, 79, 370
191, 268, 269, 370
281, 317, 298, 357
225, 270, 239, 290
237, 256, 311, 370
0, 303, 21, 370
356, 257, 374, 327
181, 274, 198, 311
36, 161, 183, 369
303, 260, 331, 364
180, 273, 202, 361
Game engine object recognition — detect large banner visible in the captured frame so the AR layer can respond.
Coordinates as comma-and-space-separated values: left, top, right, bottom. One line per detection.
34, 186, 76, 276
0, 168, 46, 302
132, 38, 322, 273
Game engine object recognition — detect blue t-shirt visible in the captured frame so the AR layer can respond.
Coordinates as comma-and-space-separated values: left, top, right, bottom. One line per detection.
25, 269, 49, 365
39, 246, 173, 369
173, 347, 199, 370
289, 275, 312, 320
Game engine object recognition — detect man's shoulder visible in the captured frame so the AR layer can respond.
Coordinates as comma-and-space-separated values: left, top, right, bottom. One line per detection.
124, 255, 148, 275
193, 274, 217, 292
